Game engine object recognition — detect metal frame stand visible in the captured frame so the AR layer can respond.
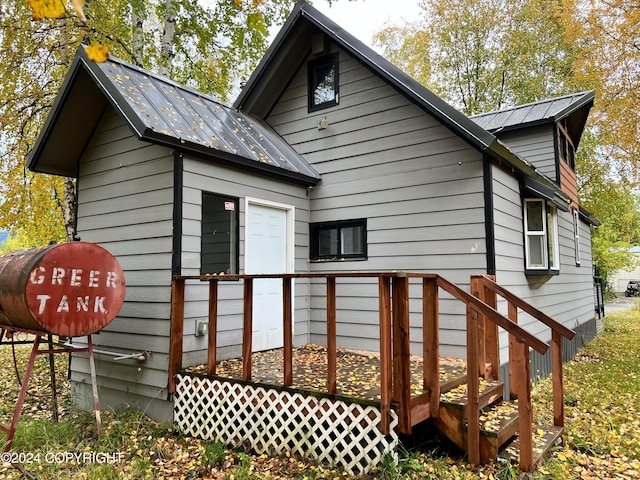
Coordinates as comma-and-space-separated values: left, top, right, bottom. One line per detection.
0, 328, 101, 451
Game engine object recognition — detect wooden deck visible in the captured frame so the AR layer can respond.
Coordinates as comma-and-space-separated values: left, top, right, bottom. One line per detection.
186, 344, 467, 403
169, 272, 575, 471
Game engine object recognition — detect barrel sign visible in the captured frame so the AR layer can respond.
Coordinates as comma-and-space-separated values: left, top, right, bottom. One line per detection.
0, 242, 126, 337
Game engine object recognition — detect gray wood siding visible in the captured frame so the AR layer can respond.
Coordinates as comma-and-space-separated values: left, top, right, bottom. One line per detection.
495, 125, 557, 182
181, 156, 312, 365
73, 106, 175, 418
492, 165, 595, 366
267, 45, 488, 359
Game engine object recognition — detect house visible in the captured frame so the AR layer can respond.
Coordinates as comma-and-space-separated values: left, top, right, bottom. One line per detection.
28, 0, 598, 452
610, 246, 640, 292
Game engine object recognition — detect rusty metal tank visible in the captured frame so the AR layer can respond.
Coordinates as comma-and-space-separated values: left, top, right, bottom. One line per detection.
0, 242, 125, 337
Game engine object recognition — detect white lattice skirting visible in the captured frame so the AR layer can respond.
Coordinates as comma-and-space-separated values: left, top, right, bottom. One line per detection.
174, 374, 399, 476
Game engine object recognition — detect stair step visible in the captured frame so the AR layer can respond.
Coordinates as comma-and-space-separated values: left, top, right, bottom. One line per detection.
477, 400, 519, 440
439, 378, 503, 411
499, 424, 563, 466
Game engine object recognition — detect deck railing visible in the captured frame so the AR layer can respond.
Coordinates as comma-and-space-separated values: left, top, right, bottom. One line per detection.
168, 271, 574, 468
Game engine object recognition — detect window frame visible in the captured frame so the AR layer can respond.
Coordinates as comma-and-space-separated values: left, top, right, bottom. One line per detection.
523, 198, 560, 275
573, 208, 581, 266
307, 53, 339, 112
200, 191, 240, 276
310, 218, 367, 262
557, 121, 576, 170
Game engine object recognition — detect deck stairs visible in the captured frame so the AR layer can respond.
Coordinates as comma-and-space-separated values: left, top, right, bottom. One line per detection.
433, 372, 563, 465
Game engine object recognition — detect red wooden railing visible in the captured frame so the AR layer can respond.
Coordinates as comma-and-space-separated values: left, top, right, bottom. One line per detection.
470, 274, 575, 469
168, 271, 574, 469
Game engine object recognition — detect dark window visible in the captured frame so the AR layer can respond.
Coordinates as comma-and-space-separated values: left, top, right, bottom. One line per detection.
310, 219, 367, 261
557, 123, 576, 170
308, 53, 339, 112
201, 192, 239, 275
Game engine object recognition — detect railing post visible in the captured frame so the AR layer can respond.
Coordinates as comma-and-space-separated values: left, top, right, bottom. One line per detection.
379, 276, 392, 435
471, 275, 499, 380
242, 278, 253, 381
207, 279, 219, 376
483, 276, 499, 380
470, 276, 486, 379
423, 277, 440, 418
327, 277, 337, 395
552, 330, 564, 427
168, 277, 185, 394
283, 277, 293, 386
466, 304, 481, 465
512, 335, 534, 470
392, 275, 412, 434
508, 303, 519, 400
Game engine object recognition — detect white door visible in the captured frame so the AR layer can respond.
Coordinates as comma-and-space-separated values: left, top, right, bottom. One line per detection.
245, 202, 290, 351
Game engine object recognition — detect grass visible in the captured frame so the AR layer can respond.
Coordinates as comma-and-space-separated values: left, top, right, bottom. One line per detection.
1, 311, 640, 479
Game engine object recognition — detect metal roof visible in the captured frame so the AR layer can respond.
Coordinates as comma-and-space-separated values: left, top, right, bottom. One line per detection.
234, 0, 497, 152
234, 0, 578, 208
471, 91, 595, 133
28, 47, 321, 185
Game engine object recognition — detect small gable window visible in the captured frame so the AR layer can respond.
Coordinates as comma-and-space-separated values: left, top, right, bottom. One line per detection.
201, 192, 239, 276
557, 121, 575, 170
524, 199, 560, 274
308, 53, 339, 112
310, 219, 366, 262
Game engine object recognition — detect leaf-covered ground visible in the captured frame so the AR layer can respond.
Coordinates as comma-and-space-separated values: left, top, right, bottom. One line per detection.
0, 308, 639, 479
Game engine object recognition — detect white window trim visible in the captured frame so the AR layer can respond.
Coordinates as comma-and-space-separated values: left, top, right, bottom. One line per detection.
524, 198, 548, 270
574, 208, 581, 266
547, 204, 560, 271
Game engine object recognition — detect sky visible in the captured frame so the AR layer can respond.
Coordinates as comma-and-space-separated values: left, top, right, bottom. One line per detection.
312, 0, 422, 52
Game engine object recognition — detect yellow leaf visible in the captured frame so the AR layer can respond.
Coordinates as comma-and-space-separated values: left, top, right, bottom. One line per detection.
70, 0, 86, 22
28, 0, 65, 20
86, 42, 109, 63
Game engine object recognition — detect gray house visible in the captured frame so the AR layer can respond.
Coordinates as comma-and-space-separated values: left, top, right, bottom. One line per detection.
28, 0, 597, 425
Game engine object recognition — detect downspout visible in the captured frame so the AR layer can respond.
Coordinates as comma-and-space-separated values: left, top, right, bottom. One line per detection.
483, 154, 496, 276
172, 150, 183, 276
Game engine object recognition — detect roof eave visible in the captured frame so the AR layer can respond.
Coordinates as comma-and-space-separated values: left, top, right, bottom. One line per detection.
142, 129, 320, 186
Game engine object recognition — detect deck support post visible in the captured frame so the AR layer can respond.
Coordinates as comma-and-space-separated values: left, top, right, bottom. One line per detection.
168, 277, 186, 394
378, 277, 392, 434
551, 330, 564, 427
283, 277, 293, 386
242, 278, 253, 381
392, 275, 411, 434
207, 279, 219, 376
466, 304, 481, 465
327, 277, 337, 395
423, 278, 440, 418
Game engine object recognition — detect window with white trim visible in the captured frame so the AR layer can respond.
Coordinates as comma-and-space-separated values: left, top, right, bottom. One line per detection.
573, 208, 581, 266
524, 199, 560, 273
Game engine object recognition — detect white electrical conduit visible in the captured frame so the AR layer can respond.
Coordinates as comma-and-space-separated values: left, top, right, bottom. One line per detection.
62, 341, 148, 361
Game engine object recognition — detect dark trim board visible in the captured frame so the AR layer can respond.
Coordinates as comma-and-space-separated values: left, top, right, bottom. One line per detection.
483, 155, 496, 276
172, 150, 184, 276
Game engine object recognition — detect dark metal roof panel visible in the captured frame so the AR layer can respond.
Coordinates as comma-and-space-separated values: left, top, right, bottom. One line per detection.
93, 55, 320, 182
471, 91, 595, 132
28, 46, 320, 184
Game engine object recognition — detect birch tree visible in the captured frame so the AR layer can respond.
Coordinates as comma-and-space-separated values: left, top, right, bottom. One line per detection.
0, 0, 297, 248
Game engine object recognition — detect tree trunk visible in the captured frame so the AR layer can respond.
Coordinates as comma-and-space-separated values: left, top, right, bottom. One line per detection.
159, 0, 177, 77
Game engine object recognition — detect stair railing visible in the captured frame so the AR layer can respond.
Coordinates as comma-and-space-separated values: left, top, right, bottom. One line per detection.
470, 275, 576, 469
433, 275, 549, 467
